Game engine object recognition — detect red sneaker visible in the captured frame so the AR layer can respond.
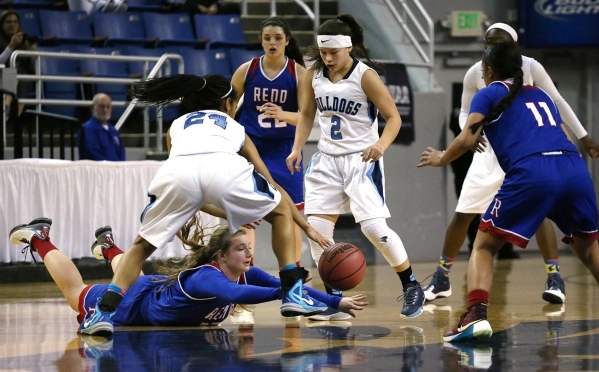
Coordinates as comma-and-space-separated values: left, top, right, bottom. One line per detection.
443, 304, 493, 342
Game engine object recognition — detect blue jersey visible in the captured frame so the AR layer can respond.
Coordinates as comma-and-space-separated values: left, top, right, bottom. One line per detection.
239, 56, 299, 141
80, 264, 341, 326
470, 82, 577, 172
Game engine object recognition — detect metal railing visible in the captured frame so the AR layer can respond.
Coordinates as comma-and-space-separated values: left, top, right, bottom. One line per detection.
241, 0, 320, 44
383, 0, 435, 90
8, 50, 185, 153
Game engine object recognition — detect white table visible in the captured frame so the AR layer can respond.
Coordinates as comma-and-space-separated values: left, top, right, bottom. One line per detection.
0, 159, 219, 263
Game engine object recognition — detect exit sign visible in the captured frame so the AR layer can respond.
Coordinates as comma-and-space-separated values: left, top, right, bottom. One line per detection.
451, 11, 486, 37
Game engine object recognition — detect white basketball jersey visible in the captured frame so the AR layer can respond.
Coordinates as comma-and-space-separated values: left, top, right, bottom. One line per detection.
168, 110, 246, 158
471, 55, 535, 91
313, 59, 379, 156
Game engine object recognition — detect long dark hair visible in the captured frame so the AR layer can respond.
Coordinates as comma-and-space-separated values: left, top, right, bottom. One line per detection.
0, 10, 21, 46
154, 216, 246, 285
469, 41, 523, 134
306, 13, 378, 72
260, 17, 304, 67
130, 74, 238, 115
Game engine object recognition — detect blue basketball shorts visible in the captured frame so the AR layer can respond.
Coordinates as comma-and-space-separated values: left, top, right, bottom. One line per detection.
479, 152, 598, 248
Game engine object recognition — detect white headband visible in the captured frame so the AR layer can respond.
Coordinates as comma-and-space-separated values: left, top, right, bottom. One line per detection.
221, 85, 233, 99
317, 35, 352, 48
485, 23, 518, 42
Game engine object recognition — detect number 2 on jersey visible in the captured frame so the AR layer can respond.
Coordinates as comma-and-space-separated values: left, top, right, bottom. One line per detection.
184, 112, 228, 129
330, 115, 342, 140
525, 102, 557, 127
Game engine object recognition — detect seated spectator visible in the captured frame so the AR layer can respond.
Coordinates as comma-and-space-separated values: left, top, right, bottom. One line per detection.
163, 0, 240, 15
78, 93, 126, 161
0, 10, 36, 116
67, 0, 128, 14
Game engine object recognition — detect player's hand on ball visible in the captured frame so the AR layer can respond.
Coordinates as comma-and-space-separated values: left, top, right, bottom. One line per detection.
417, 147, 444, 167
361, 143, 384, 162
338, 294, 368, 318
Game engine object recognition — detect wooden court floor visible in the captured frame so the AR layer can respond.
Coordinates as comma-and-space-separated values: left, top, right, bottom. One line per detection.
1, 253, 598, 371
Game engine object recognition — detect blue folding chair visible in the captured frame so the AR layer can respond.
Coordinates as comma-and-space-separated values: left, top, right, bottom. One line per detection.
126, 0, 162, 12
39, 10, 94, 46
16, 9, 42, 39
92, 12, 147, 47
176, 47, 232, 79
11, 0, 56, 9
193, 14, 250, 49
142, 13, 200, 48
228, 48, 263, 72
36, 46, 82, 117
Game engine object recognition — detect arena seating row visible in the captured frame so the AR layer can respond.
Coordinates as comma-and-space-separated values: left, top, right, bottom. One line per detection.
5, 0, 162, 12
16, 9, 255, 49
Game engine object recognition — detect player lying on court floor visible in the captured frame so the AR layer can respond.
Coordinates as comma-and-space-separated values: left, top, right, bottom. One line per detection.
9, 216, 367, 334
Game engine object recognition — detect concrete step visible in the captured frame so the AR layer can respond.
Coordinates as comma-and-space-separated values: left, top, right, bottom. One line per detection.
242, 14, 336, 47
240, 0, 338, 48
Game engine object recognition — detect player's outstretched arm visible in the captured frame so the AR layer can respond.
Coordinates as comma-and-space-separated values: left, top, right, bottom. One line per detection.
337, 294, 368, 318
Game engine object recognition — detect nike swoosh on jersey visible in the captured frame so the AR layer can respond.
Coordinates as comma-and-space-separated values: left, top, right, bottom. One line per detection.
321, 39, 331, 43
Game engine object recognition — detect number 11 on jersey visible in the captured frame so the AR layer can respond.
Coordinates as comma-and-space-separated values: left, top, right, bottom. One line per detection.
525, 102, 557, 127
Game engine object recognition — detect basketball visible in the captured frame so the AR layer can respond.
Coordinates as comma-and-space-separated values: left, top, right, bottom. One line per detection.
318, 242, 367, 291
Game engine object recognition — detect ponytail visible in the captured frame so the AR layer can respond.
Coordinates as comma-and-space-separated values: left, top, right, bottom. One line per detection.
130, 74, 237, 115
470, 42, 523, 134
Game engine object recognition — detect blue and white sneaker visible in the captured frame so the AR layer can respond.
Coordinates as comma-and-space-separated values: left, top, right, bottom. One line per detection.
80, 299, 115, 337
399, 282, 425, 318
280, 280, 327, 317
423, 272, 452, 301
542, 274, 566, 304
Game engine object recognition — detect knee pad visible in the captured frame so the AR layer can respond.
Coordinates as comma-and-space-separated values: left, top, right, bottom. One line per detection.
360, 218, 407, 267
307, 216, 335, 266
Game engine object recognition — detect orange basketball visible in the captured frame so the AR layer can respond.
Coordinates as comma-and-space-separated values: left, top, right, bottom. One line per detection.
318, 242, 366, 291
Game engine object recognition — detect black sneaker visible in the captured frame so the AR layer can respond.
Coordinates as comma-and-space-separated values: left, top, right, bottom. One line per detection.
398, 282, 425, 318
423, 272, 452, 301
542, 274, 565, 304
91, 226, 115, 261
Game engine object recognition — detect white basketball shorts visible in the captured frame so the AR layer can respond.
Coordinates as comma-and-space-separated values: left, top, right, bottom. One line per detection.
139, 153, 281, 248
456, 143, 505, 214
304, 151, 391, 222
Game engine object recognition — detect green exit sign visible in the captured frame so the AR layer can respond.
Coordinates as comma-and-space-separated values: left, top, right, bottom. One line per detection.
458, 12, 478, 30
451, 11, 486, 37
